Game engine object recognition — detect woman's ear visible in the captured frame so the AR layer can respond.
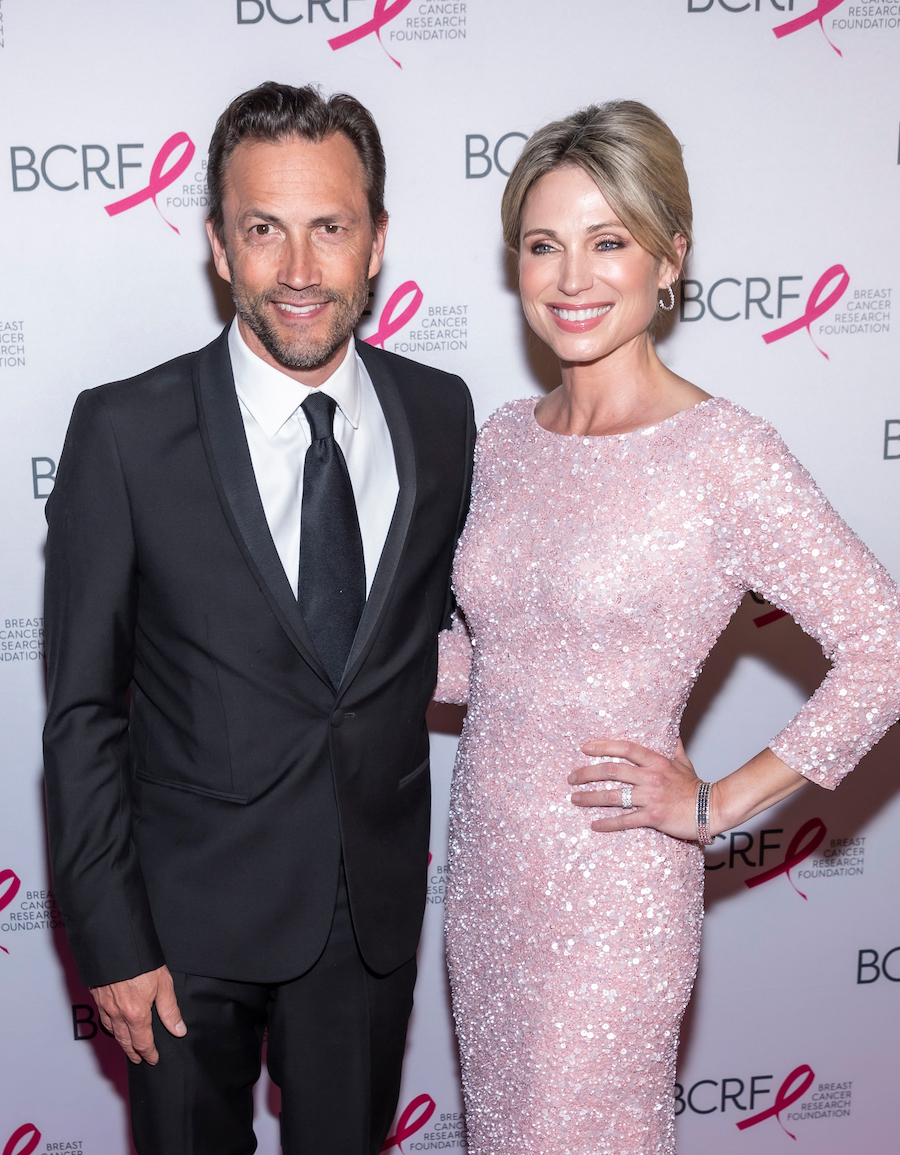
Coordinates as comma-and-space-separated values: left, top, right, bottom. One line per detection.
669, 233, 688, 284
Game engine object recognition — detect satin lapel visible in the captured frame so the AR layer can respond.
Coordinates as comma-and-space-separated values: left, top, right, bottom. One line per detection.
341, 341, 418, 688
193, 329, 331, 685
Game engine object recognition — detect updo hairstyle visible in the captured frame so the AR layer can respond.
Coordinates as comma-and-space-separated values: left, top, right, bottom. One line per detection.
500, 100, 693, 275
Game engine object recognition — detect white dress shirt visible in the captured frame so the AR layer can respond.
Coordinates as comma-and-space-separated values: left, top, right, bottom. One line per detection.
228, 320, 399, 597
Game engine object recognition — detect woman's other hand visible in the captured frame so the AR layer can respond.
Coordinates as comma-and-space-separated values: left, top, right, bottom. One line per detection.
569, 738, 810, 841
569, 737, 701, 841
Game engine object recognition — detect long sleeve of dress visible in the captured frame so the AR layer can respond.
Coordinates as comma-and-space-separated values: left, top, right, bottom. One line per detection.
716, 413, 900, 789
434, 609, 473, 705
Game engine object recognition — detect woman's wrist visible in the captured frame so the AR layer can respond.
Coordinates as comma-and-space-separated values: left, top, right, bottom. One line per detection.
701, 750, 809, 840
706, 779, 726, 838
695, 780, 715, 845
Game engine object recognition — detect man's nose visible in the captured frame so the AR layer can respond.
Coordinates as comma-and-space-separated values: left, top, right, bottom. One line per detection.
280, 234, 322, 291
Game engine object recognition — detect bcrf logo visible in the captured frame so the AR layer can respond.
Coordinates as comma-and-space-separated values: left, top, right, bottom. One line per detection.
680, 266, 850, 359
679, 274, 805, 324
675, 1072, 780, 1118
11, 141, 147, 193
676, 1065, 817, 1140
238, 0, 415, 67
10, 133, 196, 233
705, 817, 827, 899
687, 1, 849, 56
688, 0, 797, 10
236, 0, 371, 23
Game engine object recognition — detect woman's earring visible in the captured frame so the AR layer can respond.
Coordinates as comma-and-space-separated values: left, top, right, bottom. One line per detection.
658, 283, 676, 312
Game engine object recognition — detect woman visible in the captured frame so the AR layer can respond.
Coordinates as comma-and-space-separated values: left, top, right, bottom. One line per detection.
435, 101, 900, 1155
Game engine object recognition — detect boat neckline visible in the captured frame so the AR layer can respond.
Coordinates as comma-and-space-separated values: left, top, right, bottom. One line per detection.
529, 395, 723, 440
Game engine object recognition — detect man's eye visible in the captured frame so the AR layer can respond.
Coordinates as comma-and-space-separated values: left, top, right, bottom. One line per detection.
252, 224, 270, 236
324, 224, 341, 234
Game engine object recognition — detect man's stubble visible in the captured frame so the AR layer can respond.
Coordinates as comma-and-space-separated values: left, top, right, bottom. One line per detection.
229, 262, 370, 372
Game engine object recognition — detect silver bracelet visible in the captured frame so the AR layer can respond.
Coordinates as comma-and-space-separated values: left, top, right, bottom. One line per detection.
696, 781, 715, 846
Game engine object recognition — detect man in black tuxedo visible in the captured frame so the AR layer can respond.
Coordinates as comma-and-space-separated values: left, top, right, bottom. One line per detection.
43, 82, 474, 1155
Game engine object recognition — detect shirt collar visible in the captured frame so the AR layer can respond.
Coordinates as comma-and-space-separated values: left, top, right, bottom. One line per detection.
228, 319, 362, 438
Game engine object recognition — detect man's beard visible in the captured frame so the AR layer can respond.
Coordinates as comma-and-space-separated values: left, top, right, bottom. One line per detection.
230, 270, 370, 371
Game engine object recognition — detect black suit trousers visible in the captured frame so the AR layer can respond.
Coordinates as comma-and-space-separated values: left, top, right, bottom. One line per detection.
128, 873, 416, 1155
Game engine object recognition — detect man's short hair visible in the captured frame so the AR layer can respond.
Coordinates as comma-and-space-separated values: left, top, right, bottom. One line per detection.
207, 81, 386, 240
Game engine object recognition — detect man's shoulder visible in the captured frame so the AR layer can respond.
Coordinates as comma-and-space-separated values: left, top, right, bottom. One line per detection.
358, 341, 469, 395
86, 329, 228, 416
356, 341, 472, 431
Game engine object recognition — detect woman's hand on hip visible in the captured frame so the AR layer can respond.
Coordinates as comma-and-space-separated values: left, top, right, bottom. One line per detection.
569, 737, 702, 841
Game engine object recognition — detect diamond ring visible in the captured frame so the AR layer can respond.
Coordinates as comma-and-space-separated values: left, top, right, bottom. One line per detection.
621, 784, 633, 809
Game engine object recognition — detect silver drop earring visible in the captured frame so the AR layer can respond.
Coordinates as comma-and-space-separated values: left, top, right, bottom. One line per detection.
658, 283, 676, 311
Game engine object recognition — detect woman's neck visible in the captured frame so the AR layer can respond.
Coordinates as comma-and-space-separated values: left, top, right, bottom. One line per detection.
535, 334, 710, 437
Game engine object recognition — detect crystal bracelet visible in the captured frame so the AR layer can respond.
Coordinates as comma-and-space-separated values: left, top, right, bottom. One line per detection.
695, 781, 715, 846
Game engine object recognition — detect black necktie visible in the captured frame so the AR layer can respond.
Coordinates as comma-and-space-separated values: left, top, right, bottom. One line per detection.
297, 391, 365, 688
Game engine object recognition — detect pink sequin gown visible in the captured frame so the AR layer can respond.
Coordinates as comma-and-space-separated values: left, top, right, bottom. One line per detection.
435, 397, 900, 1155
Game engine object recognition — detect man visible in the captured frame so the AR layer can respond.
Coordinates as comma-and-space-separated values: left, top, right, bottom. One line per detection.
43, 82, 474, 1155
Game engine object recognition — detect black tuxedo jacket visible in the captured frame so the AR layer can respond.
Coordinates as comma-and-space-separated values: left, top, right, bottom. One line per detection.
43, 330, 474, 989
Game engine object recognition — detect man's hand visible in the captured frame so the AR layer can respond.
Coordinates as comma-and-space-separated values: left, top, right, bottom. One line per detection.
91, 964, 186, 1065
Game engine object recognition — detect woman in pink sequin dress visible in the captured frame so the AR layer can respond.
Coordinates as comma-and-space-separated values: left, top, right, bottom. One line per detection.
434, 103, 900, 1155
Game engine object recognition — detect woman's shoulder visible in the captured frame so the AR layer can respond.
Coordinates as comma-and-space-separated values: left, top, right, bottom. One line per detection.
475, 396, 537, 447
693, 397, 791, 458
694, 398, 819, 504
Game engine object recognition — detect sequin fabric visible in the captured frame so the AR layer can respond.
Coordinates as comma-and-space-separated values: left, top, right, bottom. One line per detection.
436, 396, 900, 1155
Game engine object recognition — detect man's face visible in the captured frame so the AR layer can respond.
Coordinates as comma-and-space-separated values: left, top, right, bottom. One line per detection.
207, 133, 387, 386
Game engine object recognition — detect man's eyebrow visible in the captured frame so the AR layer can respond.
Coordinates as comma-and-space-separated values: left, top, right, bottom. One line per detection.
238, 210, 355, 229
307, 214, 353, 228
239, 208, 285, 227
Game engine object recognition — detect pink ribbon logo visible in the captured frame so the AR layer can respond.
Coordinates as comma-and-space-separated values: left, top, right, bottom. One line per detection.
737, 1064, 815, 1140
381, 1094, 436, 1152
104, 132, 196, 234
762, 264, 849, 359
329, 0, 414, 68
773, 1, 845, 57
2, 1125, 42, 1155
364, 281, 423, 348
745, 817, 826, 900
0, 869, 22, 955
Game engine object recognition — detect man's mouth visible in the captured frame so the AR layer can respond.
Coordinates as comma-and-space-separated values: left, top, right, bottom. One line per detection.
274, 301, 329, 316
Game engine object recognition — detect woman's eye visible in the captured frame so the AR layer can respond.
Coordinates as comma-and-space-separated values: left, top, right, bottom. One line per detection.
597, 238, 623, 251
530, 242, 554, 255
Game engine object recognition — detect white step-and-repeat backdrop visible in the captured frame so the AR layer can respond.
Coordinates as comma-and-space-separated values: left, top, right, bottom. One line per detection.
1, 2, 898, 1152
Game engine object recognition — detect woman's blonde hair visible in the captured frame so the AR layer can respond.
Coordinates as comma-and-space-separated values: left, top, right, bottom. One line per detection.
501, 100, 692, 272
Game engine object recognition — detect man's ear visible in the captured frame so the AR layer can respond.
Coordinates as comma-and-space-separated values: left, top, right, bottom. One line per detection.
367, 212, 389, 279
206, 219, 232, 284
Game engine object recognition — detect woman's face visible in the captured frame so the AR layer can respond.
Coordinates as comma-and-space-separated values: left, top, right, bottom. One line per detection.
518, 164, 680, 366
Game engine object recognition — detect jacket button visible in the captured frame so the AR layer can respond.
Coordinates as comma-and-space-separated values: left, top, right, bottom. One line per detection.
331, 712, 344, 728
